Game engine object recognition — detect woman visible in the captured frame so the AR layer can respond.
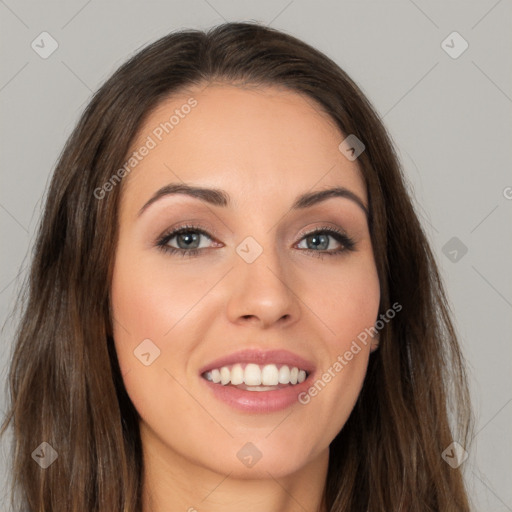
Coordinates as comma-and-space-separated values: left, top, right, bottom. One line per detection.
1, 21, 473, 511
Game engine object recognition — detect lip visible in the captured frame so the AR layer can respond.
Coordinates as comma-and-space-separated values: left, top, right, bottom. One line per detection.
198, 349, 316, 413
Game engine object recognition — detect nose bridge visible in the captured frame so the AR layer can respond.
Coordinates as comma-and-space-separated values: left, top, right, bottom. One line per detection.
225, 233, 301, 327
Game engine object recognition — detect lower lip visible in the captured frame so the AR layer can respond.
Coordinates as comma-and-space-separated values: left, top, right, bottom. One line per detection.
200, 373, 314, 413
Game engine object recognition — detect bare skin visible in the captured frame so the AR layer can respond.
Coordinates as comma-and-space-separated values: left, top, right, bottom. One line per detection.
110, 83, 380, 512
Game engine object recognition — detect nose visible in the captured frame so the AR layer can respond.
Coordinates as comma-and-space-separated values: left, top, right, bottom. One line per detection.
225, 246, 301, 329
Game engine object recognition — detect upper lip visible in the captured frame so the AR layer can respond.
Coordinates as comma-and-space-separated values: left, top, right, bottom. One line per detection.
199, 348, 316, 375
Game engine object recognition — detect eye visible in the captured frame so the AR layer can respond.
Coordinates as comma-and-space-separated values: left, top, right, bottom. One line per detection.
296, 226, 355, 258
155, 224, 355, 258
156, 224, 219, 257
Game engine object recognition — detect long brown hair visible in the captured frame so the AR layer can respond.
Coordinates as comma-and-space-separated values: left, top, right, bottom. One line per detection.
1, 21, 473, 511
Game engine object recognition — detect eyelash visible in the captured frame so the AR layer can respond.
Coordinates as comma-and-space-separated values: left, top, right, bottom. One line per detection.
155, 223, 356, 259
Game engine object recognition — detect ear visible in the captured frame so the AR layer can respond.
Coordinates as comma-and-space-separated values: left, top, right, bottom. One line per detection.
370, 333, 380, 353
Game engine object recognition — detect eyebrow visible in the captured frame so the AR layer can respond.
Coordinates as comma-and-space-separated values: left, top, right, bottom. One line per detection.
137, 183, 369, 218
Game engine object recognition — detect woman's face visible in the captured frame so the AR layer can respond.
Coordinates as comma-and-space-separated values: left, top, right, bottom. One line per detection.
111, 84, 380, 478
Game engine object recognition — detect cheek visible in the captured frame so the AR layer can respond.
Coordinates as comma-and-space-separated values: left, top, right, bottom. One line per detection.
109, 249, 210, 430
306, 253, 381, 345
110, 248, 207, 344
296, 255, 380, 430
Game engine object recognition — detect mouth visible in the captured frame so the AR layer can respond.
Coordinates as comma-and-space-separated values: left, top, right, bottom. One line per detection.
202, 363, 309, 391
199, 349, 315, 413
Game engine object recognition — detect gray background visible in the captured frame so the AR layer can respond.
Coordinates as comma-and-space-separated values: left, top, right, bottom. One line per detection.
1, 1, 511, 510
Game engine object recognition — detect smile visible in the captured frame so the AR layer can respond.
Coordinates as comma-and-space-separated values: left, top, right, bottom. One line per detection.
199, 348, 316, 412
202, 363, 309, 390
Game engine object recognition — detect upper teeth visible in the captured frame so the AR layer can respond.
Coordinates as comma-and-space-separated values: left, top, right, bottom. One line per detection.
203, 363, 308, 386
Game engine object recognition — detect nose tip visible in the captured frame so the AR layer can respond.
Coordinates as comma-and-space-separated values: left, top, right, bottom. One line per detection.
226, 254, 301, 328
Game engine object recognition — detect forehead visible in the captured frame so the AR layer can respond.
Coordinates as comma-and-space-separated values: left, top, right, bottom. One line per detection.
122, 83, 367, 212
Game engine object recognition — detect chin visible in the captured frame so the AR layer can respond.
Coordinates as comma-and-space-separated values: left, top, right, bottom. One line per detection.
192, 428, 323, 479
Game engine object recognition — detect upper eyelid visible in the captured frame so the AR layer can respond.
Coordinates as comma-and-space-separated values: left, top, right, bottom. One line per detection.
158, 223, 216, 239
157, 225, 214, 245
